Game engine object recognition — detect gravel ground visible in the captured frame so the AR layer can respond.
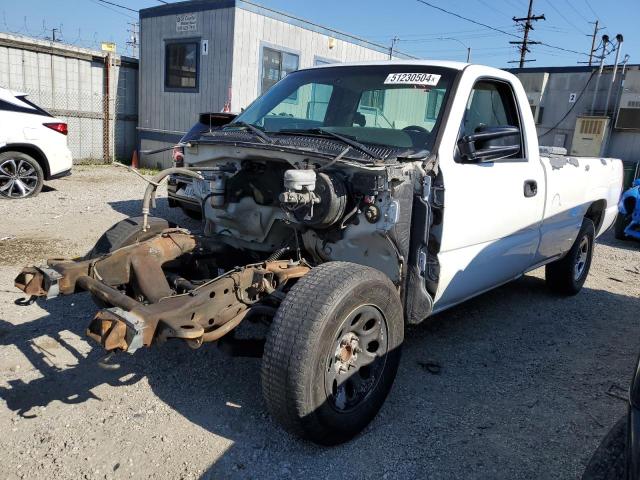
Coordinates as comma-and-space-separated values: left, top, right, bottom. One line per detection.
0, 165, 638, 480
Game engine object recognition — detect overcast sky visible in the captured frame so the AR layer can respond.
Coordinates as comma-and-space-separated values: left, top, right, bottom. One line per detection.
2, 0, 637, 68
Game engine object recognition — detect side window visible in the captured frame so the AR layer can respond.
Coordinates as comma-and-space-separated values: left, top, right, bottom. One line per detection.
461, 80, 522, 156
165, 41, 199, 90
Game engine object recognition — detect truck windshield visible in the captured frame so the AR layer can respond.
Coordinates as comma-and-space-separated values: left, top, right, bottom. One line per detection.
233, 65, 456, 151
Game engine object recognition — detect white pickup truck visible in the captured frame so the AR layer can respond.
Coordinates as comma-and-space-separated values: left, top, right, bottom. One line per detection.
15, 61, 623, 445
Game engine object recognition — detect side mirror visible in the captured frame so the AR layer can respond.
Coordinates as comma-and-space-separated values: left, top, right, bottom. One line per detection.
457, 126, 520, 163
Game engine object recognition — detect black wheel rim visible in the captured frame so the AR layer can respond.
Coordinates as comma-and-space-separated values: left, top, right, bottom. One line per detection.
324, 304, 389, 413
0, 158, 38, 198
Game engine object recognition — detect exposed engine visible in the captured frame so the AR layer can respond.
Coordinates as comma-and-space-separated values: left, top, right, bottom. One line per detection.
184, 155, 416, 286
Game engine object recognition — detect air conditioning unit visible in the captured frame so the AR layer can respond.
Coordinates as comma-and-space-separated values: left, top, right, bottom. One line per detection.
615, 70, 640, 131
571, 116, 609, 157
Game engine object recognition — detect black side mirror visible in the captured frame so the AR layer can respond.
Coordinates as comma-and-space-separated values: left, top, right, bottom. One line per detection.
457, 126, 520, 163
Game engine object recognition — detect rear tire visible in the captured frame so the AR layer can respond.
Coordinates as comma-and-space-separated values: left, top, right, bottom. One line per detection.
614, 213, 630, 240
86, 216, 174, 307
86, 216, 174, 258
261, 262, 404, 445
582, 415, 627, 480
0, 151, 44, 199
545, 218, 595, 296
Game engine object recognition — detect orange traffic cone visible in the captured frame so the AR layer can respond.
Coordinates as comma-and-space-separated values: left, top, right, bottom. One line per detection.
131, 149, 139, 169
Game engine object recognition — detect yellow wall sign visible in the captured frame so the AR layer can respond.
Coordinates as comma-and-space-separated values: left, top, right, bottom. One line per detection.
101, 42, 116, 53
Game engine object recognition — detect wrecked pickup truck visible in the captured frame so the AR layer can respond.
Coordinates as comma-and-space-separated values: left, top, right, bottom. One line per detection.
15, 61, 623, 445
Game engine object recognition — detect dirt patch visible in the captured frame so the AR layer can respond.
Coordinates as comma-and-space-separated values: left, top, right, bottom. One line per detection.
0, 237, 75, 266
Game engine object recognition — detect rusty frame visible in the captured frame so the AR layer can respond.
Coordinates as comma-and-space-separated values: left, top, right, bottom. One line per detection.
15, 230, 309, 353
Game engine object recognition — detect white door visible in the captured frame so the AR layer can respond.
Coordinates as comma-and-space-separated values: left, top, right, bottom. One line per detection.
434, 77, 545, 310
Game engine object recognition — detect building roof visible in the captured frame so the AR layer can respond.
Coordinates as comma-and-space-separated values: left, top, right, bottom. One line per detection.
139, 0, 415, 59
509, 64, 640, 74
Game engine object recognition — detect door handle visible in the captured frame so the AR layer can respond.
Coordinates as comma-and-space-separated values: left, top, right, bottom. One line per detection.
524, 180, 537, 197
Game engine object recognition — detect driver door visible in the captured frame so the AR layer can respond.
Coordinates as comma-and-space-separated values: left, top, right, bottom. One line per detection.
434, 76, 545, 310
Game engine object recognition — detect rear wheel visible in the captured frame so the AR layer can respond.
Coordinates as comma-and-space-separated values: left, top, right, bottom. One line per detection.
261, 262, 403, 445
614, 213, 631, 240
0, 151, 44, 199
545, 218, 595, 296
86, 216, 174, 307
86, 216, 174, 258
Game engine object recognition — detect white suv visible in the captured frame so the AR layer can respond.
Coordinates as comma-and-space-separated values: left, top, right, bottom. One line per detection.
0, 87, 73, 198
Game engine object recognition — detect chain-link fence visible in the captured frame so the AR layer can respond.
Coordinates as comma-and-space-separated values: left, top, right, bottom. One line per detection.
0, 33, 138, 164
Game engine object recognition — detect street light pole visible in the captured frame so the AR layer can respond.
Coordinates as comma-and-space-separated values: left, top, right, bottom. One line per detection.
440, 37, 470, 62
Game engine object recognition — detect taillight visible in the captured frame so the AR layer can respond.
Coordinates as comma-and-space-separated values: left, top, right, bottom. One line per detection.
172, 146, 184, 167
43, 122, 68, 135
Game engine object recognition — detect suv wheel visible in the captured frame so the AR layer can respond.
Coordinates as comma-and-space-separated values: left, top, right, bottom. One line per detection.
261, 262, 404, 445
0, 151, 44, 199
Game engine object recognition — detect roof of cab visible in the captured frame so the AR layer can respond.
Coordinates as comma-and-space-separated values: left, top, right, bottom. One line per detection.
301, 59, 471, 71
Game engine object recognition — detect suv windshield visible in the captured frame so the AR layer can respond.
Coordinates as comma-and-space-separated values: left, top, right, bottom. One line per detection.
233, 65, 456, 152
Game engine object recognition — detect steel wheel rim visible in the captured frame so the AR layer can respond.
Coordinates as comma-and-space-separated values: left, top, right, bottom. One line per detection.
574, 235, 590, 280
0, 158, 38, 198
324, 304, 389, 413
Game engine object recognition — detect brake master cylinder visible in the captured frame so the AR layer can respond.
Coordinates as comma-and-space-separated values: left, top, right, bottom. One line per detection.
279, 169, 319, 219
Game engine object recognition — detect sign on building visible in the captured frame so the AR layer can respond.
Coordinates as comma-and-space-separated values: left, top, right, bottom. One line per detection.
176, 14, 197, 32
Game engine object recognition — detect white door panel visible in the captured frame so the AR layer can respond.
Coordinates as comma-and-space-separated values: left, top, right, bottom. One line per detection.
434, 66, 545, 310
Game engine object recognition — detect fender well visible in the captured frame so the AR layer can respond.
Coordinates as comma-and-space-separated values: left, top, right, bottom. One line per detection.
0, 143, 50, 179
585, 199, 606, 233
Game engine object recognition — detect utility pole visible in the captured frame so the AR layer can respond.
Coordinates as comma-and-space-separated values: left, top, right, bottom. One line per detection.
389, 36, 399, 60
126, 22, 139, 58
587, 20, 600, 66
509, 0, 545, 67
580, 20, 606, 65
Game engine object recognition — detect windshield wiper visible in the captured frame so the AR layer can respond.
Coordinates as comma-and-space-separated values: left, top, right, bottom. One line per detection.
276, 128, 382, 161
223, 121, 274, 144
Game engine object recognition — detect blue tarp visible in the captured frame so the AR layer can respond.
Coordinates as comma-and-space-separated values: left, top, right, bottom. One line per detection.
619, 179, 640, 240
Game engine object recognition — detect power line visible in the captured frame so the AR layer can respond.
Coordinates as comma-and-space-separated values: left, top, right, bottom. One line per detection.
583, 0, 600, 20
564, 0, 590, 23
94, 0, 138, 13
543, 0, 587, 35
415, 0, 591, 60
89, 0, 137, 19
474, 0, 511, 18
416, 0, 522, 39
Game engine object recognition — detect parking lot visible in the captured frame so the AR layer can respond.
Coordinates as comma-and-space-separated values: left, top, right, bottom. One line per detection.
0, 165, 638, 479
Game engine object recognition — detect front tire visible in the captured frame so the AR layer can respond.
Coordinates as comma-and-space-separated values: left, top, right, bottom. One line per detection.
261, 262, 404, 445
0, 151, 44, 199
546, 218, 595, 296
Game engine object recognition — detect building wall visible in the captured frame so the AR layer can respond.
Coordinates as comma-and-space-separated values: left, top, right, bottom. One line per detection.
138, 0, 410, 168
515, 67, 640, 165
0, 32, 138, 163
230, 6, 393, 112
138, 6, 235, 139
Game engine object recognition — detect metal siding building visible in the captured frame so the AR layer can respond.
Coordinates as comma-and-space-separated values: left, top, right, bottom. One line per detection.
512, 65, 640, 176
0, 32, 138, 163
138, 0, 412, 168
